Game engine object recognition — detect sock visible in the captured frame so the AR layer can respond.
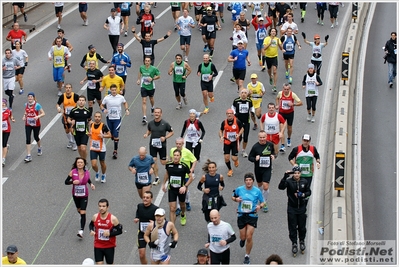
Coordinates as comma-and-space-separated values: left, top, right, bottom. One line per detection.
258, 55, 261, 61
13, 15, 17, 23
245, 254, 250, 257
210, 49, 214, 56
185, 190, 190, 203
262, 56, 266, 65
225, 161, 232, 170
80, 213, 86, 230
263, 189, 269, 202
20, 87, 23, 91
114, 139, 119, 151
67, 132, 74, 143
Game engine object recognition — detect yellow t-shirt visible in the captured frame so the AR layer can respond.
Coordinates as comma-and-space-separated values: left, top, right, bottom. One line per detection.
263, 36, 281, 58
2, 256, 27, 265
101, 75, 125, 95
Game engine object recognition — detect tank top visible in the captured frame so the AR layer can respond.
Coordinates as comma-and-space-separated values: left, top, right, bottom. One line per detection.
94, 212, 116, 248
53, 45, 65, 68
247, 82, 263, 99
63, 93, 77, 115
185, 119, 200, 143
278, 91, 294, 114
2, 108, 12, 133
151, 220, 172, 259
200, 63, 212, 82
263, 113, 279, 134
296, 145, 315, 177
204, 173, 221, 197
223, 118, 239, 144
86, 52, 100, 68
173, 61, 186, 83
25, 102, 40, 127
90, 122, 105, 152
305, 73, 318, 97
71, 168, 90, 197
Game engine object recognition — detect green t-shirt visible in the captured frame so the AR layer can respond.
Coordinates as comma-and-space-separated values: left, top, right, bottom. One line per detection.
140, 65, 160, 90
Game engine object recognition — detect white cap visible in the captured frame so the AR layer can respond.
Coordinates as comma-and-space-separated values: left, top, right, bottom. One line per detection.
82, 258, 95, 265
155, 208, 166, 216
302, 134, 311, 141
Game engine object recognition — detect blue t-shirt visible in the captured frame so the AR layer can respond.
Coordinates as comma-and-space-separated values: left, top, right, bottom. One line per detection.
128, 154, 155, 184
233, 185, 264, 217
230, 49, 249, 70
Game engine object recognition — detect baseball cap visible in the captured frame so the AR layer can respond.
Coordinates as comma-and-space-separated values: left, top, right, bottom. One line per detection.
111, 7, 116, 12
197, 248, 208, 256
302, 134, 311, 141
308, 63, 315, 69
27, 92, 35, 97
82, 258, 95, 265
258, 17, 264, 21
88, 44, 95, 50
155, 208, 165, 216
250, 73, 258, 79
6, 245, 18, 254
189, 109, 197, 114
314, 34, 320, 39
237, 40, 244, 44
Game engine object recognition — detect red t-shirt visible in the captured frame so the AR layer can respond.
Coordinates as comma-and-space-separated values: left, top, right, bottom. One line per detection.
7, 30, 27, 46
2, 108, 13, 133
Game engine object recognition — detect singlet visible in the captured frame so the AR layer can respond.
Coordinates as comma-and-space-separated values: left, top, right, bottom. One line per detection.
173, 61, 186, 83
25, 102, 40, 127
305, 73, 318, 97
278, 91, 294, 114
71, 168, 90, 197
263, 113, 279, 134
223, 118, 240, 144
94, 212, 116, 248
86, 52, 100, 68
296, 145, 315, 177
204, 173, 221, 197
2, 108, 12, 133
63, 92, 77, 115
53, 45, 66, 68
90, 122, 106, 152
200, 62, 213, 83
184, 119, 201, 143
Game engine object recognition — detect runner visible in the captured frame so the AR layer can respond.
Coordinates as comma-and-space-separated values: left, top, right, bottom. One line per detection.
280, 12, 299, 35
137, 56, 160, 124
56, 83, 79, 151
180, 109, 206, 161
249, 2, 264, 18
247, 74, 265, 130
3, 48, 22, 109
48, 36, 71, 96
68, 95, 92, 160
170, 2, 181, 31
120, 2, 133, 36
278, 166, 311, 256
54, 2, 64, 29
88, 111, 112, 183
194, 248, 210, 265
219, 109, 244, 177
78, 2, 88, 26
53, 29, 73, 77
6, 23, 27, 50
200, 6, 221, 58
135, 4, 155, 36
288, 134, 321, 187
275, 83, 302, 148
12, 41, 28, 95
100, 84, 129, 159
2, 99, 15, 167
100, 65, 125, 95
128, 147, 155, 198
133, 191, 158, 264
65, 157, 95, 238
262, 28, 285, 92
143, 107, 174, 186
143, 208, 179, 265
89, 198, 123, 264
176, 9, 196, 61
214, 2, 225, 23
23, 92, 45, 162
168, 54, 191, 110
252, 16, 272, 70
2, 245, 26, 265
205, 209, 236, 264
80, 44, 109, 71
131, 26, 172, 65
197, 54, 218, 114
260, 103, 286, 155
12, 2, 28, 23
228, 38, 250, 90
231, 88, 254, 157
302, 32, 329, 75
169, 137, 197, 214
104, 8, 124, 55
384, 32, 397, 88
162, 149, 193, 225
232, 172, 265, 265
301, 63, 323, 122
111, 43, 131, 89
280, 27, 301, 84
235, 11, 251, 41
197, 159, 225, 222
248, 130, 276, 212
316, 2, 327, 25
80, 60, 104, 115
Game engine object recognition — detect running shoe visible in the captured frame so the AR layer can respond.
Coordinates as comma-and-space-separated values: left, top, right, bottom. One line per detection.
72, 143, 78, 151
301, 17, 304, 23
176, 103, 182, 110
183, 96, 188, 105
67, 141, 73, 149
174, 26, 177, 31
112, 151, 118, 159
234, 159, 239, 167
242, 151, 248, 158
84, 19, 88, 26
142, 117, 147, 125
175, 208, 181, 216
227, 169, 233, 177
272, 86, 277, 92
269, 78, 273, 85
124, 31, 128, 36
77, 230, 83, 238
221, 18, 224, 23
24, 14, 28, 22
180, 214, 187, 226
321, 21, 324, 26
152, 177, 160, 186
289, 76, 293, 84
209, 97, 214, 103
184, 56, 188, 62
57, 24, 61, 29
243, 256, 250, 265
317, 19, 320, 24
259, 60, 263, 66
279, 145, 285, 152
311, 116, 315, 123
2, 158, 5, 167
66, 64, 71, 73
307, 114, 311, 122
19, 89, 24, 95
151, 107, 154, 115
263, 202, 269, 212
287, 138, 291, 147
95, 172, 100, 182
186, 202, 191, 211
285, 71, 289, 79
7, 144, 10, 151
261, 66, 266, 72
37, 147, 42, 156
203, 45, 208, 52
203, 107, 209, 114
389, 82, 394, 88
252, 124, 258, 130
24, 155, 32, 162
58, 91, 62, 96
335, 20, 338, 26
101, 174, 106, 183
230, 77, 236, 82
331, 24, 334, 28
240, 239, 246, 248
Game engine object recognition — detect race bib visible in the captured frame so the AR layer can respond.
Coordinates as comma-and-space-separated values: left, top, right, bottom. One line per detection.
109, 108, 119, 119
308, 90, 316, 95
285, 43, 294, 51
267, 124, 276, 131
5, 63, 13, 71
239, 103, 249, 113
140, 222, 149, 232
98, 229, 110, 241
201, 74, 210, 82
144, 20, 151, 27
76, 121, 85, 132
91, 140, 100, 150
211, 234, 222, 244
137, 172, 149, 184
144, 47, 152, 55
241, 200, 253, 212
299, 163, 310, 174
116, 65, 124, 73
259, 156, 270, 168
142, 76, 151, 85
121, 3, 128, 9
2, 121, 8, 131
226, 131, 236, 142
207, 25, 215, 32
170, 175, 181, 188
87, 80, 96, 89
27, 117, 36, 126
65, 107, 73, 115
174, 66, 183, 75
55, 56, 63, 64
281, 100, 291, 110
74, 185, 86, 197
151, 138, 162, 148
258, 32, 266, 39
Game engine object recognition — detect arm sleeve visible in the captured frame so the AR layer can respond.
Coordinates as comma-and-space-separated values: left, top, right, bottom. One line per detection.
65, 175, 73, 185
109, 224, 123, 237
302, 74, 307, 86
316, 75, 323, 86
180, 121, 187, 138
197, 181, 204, 191
225, 233, 237, 244
288, 147, 298, 161
198, 121, 206, 139
313, 146, 321, 160
211, 64, 218, 77
80, 55, 87, 68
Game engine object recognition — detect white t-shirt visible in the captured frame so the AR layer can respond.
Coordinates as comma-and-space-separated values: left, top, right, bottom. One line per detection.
207, 220, 235, 253
102, 94, 126, 120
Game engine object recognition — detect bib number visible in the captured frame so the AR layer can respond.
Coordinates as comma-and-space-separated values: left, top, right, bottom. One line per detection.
174, 66, 183, 75
2, 121, 8, 131
241, 200, 253, 213
226, 131, 236, 142
27, 117, 36, 126
281, 100, 291, 110
76, 121, 86, 132
74, 185, 86, 197
91, 140, 100, 150
109, 108, 119, 119
201, 74, 210, 82
137, 172, 149, 184
151, 138, 162, 148
207, 25, 215, 32
299, 163, 310, 174
239, 103, 249, 113
170, 175, 181, 188
144, 47, 152, 55
140, 222, 149, 232
259, 156, 270, 168
98, 229, 110, 241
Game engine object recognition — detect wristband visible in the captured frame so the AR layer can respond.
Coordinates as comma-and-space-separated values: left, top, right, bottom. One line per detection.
132, 30, 136, 33
164, 34, 169, 39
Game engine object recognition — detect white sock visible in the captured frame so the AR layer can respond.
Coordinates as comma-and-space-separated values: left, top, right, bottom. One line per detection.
185, 190, 190, 203
67, 132, 74, 143
263, 189, 269, 202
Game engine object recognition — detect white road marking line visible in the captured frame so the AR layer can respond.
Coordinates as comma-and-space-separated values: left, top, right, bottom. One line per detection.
2, 177, 8, 184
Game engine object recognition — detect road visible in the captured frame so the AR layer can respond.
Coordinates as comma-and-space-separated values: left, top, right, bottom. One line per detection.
2, 2, 350, 265
361, 2, 397, 249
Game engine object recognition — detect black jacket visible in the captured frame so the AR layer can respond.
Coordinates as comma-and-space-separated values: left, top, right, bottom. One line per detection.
278, 173, 311, 209
385, 38, 397, 64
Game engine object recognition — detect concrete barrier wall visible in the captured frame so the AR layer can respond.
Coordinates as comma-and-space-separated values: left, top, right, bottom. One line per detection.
2, 2, 41, 25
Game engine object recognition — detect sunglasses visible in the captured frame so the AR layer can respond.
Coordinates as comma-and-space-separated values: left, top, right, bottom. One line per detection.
314, 38, 320, 40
